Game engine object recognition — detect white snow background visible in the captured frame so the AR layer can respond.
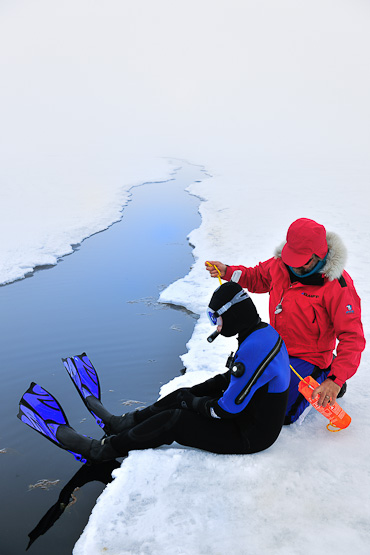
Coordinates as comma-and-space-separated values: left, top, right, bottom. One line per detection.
1, 1, 369, 554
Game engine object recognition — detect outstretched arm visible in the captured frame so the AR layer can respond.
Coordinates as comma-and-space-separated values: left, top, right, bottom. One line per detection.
205, 260, 227, 278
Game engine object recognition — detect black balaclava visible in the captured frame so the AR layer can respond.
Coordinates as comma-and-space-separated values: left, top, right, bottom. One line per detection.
208, 282, 260, 338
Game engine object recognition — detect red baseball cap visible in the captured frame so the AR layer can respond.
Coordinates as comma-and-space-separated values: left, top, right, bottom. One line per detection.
281, 218, 328, 267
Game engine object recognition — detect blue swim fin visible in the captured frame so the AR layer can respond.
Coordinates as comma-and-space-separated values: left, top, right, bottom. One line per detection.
62, 353, 105, 431
17, 383, 88, 464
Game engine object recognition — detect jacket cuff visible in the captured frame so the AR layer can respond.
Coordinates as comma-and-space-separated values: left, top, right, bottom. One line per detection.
223, 265, 233, 281
327, 374, 345, 388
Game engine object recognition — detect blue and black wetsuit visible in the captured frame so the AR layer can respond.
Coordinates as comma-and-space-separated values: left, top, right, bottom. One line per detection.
110, 323, 290, 457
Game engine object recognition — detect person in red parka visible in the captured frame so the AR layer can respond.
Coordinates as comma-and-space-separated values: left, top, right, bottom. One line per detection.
206, 218, 366, 424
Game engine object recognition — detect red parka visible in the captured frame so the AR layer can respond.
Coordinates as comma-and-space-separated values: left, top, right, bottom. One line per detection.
224, 233, 365, 387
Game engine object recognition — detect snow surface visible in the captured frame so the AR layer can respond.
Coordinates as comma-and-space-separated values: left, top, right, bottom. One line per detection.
1, 1, 370, 554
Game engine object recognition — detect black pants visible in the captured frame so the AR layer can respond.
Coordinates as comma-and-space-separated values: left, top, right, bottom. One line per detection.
110, 390, 251, 456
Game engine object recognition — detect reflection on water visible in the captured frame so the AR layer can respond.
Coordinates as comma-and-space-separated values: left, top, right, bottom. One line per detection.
0, 161, 204, 554
26, 460, 121, 551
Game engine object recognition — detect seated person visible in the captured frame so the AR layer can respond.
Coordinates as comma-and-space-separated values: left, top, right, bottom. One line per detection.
18, 282, 291, 463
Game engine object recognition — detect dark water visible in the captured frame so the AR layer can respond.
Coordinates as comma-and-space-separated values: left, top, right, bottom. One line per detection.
0, 162, 203, 554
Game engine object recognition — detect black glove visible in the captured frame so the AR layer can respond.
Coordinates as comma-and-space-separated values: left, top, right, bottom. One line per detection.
177, 391, 214, 418
177, 390, 196, 411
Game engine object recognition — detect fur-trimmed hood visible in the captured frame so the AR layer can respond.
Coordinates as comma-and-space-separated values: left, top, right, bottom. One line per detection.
274, 231, 347, 281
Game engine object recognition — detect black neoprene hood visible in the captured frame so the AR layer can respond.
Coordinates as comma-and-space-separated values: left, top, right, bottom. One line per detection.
209, 281, 243, 312
209, 282, 260, 337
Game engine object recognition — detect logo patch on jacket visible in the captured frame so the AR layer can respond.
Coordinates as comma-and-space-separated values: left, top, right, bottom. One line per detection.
302, 292, 319, 298
346, 304, 354, 314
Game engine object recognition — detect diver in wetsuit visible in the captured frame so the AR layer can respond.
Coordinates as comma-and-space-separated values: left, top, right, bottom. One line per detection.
56, 282, 291, 462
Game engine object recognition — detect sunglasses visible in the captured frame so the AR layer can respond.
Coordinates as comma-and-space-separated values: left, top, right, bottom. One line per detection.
294, 255, 315, 270
303, 255, 315, 266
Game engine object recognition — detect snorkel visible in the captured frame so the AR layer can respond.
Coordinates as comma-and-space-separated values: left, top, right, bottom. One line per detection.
206, 263, 222, 343
207, 330, 220, 343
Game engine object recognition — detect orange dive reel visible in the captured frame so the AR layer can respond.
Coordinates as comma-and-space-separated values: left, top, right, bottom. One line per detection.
291, 366, 351, 431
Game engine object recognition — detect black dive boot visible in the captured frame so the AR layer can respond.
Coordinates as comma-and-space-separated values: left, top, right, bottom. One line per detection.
56, 426, 121, 463
85, 395, 138, 435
